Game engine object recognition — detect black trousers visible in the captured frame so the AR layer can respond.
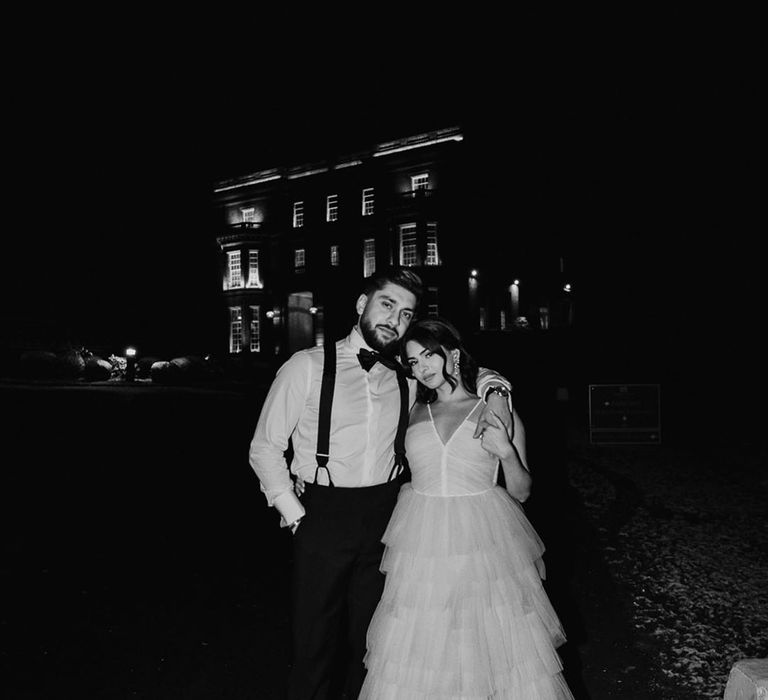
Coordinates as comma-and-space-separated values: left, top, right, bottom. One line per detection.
287, 479, 401, 700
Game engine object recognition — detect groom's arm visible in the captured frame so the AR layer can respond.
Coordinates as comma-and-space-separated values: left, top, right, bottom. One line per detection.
476, 368, 511, 401
249, 352, 310, 530
475, 367, 513, 438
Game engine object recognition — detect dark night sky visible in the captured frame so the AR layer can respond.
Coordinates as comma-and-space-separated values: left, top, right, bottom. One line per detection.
3, 18, 761, 388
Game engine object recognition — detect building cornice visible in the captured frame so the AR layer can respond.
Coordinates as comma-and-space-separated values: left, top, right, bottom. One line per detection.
216, 228, 267, 249
212, 126, 463, 192
372, 130, 464, 158
214, 171, 282, 193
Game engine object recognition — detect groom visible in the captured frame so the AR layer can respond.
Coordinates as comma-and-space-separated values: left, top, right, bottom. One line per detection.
249, 267, 511, 699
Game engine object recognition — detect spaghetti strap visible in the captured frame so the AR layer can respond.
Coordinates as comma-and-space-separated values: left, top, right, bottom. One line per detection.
427, 399, 483, 447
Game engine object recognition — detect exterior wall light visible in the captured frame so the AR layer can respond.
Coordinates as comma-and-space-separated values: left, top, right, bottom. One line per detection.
125, 346, 137, 382
509, 282, 520, 318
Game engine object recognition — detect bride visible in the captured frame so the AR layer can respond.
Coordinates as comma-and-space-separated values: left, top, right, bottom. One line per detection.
359, 318, 574, 699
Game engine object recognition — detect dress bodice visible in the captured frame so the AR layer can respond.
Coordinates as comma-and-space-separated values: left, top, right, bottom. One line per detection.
405, 400, 499, 496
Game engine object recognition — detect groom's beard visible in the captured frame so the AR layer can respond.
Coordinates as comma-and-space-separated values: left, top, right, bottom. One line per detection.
359, 314, 399, 357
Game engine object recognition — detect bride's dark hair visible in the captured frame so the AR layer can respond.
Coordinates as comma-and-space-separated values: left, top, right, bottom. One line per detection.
400, 318, 478, 404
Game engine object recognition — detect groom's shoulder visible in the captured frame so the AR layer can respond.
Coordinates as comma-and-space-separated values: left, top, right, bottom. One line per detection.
281, 339, 340, 369
275, 347, 317, 377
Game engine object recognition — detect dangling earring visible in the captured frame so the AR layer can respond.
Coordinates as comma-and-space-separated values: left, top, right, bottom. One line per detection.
453, 351, 460, 377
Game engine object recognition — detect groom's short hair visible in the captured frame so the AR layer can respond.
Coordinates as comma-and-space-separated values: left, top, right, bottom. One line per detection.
362, 267, 424, 306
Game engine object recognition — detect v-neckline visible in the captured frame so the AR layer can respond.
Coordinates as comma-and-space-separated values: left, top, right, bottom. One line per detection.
427, 399, 482, 448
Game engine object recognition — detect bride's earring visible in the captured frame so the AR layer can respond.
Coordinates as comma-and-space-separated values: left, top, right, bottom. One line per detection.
452, 351, 460, 377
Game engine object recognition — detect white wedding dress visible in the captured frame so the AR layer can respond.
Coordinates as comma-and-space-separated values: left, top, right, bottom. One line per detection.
359, 400, 574, 699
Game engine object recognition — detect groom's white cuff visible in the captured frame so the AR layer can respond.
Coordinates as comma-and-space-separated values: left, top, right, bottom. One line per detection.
274, 489, 306, 529
476, 370, 513, 409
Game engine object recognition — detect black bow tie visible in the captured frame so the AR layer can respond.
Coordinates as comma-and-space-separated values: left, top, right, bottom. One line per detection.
358, 348, 400, 372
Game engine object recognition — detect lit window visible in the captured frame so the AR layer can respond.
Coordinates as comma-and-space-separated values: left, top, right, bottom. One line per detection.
427, 286, 439, 318
249, 306, 261, 352
326, 194, 338, 222
363, 238, 376, 277
411, 173, 429, 195
294, 248, 306, 272
227, 250, 243, 289
330, 245, 339, 266
500, 310, 507, 330
426, 222, 440, 266
399, 223, 418, 267
246, 249, 262, 288
362, 187, 374, 216
229, 307, 243, 353
241, 207, 256, 223
293, 201, 304, 228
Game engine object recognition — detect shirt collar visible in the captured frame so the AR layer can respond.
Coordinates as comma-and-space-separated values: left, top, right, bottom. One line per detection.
346, 326, 373, 353
346, 327, 405, 366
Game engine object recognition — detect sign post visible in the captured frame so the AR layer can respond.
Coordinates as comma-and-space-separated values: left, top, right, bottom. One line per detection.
589, 384, 661, 444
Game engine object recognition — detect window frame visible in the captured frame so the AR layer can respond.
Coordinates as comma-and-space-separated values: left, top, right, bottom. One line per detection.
411, 173, 429, 195
249, 305, 261, 352
246, 249, 262, 288
363, 238, 376, 277
398, 223, 419, 267
227, 250, 243, 289
294, 247, 306, 272
362, 187, 374, 216
229, 306, 243, 353
427, 286, 439, 318
293, 201, 304, 228
326, 194, 338, 222
426, 221, 440, 266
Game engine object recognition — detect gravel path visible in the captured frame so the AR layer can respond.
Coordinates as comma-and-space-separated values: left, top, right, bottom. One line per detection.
567, 432, 768, 699
2, 383, 765, 698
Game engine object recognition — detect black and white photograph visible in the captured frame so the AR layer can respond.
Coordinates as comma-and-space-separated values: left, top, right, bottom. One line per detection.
2, 13, 765, 700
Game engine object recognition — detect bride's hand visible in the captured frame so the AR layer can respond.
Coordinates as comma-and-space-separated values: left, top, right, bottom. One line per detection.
294, 476, 306, 497
474, 393, 512, 439
479, 411, 515, 460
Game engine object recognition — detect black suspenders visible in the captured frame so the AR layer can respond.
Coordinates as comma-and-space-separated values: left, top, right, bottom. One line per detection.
314, 339, 337, 487
389, 370, 411, 483
314, 340, 410, 487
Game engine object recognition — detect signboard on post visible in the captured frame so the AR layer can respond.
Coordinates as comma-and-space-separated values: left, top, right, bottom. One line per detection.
589, 384, 661, 444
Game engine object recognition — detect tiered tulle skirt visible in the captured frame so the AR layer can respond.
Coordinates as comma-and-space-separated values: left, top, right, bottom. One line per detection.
359, 484, 574, 699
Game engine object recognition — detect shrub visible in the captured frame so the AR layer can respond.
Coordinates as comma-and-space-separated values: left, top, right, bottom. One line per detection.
19, 351, 60, 379
107, 355, 127, 380
136, 357, 162, 379
150, 360, 177, 385
169, 355, 208, 381
59, 349, 86, 378
83, 356, 112, 382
